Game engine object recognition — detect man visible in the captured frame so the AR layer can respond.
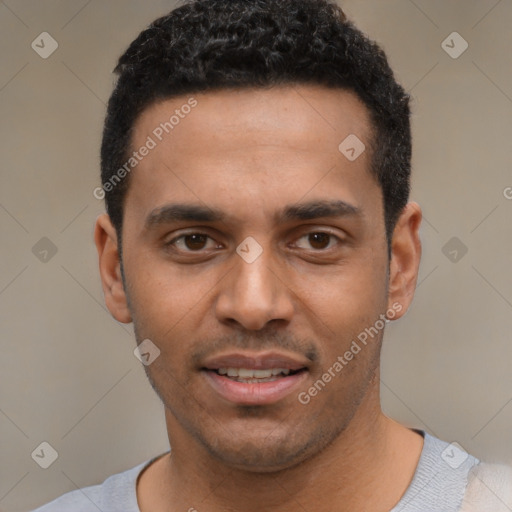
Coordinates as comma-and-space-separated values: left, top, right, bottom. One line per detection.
32, 0, 510, 511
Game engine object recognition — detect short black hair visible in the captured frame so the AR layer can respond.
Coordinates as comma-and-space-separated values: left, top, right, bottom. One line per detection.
100, 0, 411, 246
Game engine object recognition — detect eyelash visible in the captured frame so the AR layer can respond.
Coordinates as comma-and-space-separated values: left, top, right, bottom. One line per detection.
165, 231, 343, 253
167, 233, 222, 252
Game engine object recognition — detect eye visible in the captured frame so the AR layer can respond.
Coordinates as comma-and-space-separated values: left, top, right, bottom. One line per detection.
167, 233, 221, 252
294, 232, 341, 251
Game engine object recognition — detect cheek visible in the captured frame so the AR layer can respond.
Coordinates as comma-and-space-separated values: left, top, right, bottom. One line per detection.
123, 226, 388, 340
295, 256, 388, 316
123, 250, 218, 329
291, 259, 388, 359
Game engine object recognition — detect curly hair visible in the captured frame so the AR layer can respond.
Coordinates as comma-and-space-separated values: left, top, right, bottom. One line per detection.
100, 0, 411, 246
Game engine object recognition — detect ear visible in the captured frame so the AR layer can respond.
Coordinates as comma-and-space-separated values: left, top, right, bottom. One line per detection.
386, 202, 422, 320
94, 214, 132, 323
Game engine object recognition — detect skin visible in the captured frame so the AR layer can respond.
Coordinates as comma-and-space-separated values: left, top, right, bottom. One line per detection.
95, 84, 423, 512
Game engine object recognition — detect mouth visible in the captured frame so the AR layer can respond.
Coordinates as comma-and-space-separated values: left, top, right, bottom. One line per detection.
209, 367, 304, 383
201, 352, 309, 405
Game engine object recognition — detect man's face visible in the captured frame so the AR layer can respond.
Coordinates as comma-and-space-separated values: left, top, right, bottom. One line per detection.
108, 85, 400, 471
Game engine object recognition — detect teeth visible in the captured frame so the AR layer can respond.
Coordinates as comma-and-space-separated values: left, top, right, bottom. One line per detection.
254, 369, 272, 378
216, 368, 292, 379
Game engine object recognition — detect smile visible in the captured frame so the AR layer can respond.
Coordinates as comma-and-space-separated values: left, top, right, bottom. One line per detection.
215, 367, 296, 383
200, 352, 310, 405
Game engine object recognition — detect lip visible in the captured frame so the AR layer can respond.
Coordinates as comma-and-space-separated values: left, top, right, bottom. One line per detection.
203, 370, 308, 405
201, 351, 310, 405
202, 351, 310, 371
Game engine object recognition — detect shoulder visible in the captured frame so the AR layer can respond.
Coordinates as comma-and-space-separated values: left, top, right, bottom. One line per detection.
30, 459, 153, 512
459, 461, 512, 512
391, 430, 480, 512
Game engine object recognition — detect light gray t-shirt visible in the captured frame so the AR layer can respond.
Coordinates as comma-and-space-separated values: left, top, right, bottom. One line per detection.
31, 430, 479, 512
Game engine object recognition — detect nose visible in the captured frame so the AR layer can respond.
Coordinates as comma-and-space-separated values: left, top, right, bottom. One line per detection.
214, 244, 295, 331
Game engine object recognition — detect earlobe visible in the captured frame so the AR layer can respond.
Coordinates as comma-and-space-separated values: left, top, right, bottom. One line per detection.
387, 202, 422, 320
94, 214, 132, 324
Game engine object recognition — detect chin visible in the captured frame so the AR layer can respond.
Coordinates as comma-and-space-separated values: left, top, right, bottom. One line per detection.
205, 440, 313, 473
197, 419, 337, 474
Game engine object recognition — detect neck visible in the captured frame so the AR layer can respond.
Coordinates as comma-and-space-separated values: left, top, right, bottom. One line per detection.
138, 379, 424, 512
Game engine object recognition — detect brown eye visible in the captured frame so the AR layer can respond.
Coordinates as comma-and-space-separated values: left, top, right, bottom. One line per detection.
308, 233, 331, 250
183, 234, 208, 250
294, 232, 339, 251
168, 233, 219, 252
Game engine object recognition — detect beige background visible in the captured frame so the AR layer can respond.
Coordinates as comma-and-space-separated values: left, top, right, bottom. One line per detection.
1, 1, 511, 510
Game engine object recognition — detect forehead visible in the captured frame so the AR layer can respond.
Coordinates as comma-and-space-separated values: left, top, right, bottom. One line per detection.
124, 85, 379, 229
134, 85, 371, 156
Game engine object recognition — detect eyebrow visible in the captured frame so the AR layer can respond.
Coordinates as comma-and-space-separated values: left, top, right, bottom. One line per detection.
280, 199, 360, 222
144, 199, 360, 229
145, 204, 225, 229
